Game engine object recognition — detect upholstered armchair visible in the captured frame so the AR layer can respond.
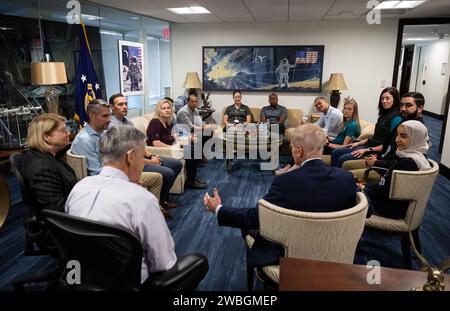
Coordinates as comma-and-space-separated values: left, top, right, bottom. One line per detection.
364, 159, 439, 269
245, 192, 368, 290
65, 149, 88, 181
131, 113, 186, 194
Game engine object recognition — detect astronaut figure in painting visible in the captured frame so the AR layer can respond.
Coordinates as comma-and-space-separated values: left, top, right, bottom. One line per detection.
275, 58, 295, 88
127, 56, 142, 91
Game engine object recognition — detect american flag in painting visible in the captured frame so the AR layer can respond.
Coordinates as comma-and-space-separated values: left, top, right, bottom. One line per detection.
306, 51, 318, 63
295, 50, 306, 64
296, 50, 318, 64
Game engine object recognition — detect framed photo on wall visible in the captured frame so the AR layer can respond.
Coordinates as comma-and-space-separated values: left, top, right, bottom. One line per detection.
202, 45, 324, 93
118, 40, 145, 96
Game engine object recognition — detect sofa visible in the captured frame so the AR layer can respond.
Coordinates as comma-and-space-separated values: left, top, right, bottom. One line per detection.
219, 106, 304, 143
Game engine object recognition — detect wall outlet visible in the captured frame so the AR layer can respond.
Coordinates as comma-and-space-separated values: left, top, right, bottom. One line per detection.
380, 80, 385, 88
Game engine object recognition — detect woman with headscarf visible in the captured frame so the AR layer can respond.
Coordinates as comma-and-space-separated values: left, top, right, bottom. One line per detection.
363, 120, 430, 219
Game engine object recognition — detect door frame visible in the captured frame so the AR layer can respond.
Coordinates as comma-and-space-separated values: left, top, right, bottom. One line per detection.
392, 18, 450, 153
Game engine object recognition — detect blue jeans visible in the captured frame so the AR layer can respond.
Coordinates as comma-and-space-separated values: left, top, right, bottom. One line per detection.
330, 146, 365, 167
144, 156, 182, 202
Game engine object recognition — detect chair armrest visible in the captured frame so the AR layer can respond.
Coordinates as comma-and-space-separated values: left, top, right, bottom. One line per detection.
363, 166, 388, 180
146, 146, 184, 159
147, 253, 209, 291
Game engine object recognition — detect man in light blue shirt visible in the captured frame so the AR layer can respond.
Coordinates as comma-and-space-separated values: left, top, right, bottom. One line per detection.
71, 99, 111, 176
71, 99, 163, 202
314, 96, 343, 138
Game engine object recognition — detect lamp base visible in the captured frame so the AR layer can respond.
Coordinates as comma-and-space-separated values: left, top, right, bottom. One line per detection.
330, 90, 341, 108
44, 86, 61, 115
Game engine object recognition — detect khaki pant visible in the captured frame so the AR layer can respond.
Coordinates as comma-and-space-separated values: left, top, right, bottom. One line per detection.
139, 172, 163, 202
342, 159, 381, 183
321, 155, 331, 165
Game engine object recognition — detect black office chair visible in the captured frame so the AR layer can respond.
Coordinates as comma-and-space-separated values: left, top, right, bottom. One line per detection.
9, 152, 60, 290
42, 209, 209, 291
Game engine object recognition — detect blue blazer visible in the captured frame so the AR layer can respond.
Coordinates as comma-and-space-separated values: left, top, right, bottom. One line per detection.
218, 159, 358, 267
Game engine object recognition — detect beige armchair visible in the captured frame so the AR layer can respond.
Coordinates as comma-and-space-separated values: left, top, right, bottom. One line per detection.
246, 192, 368, 289
65, 149, 88, 181
365, 159, 439, 269
131, 113, 186, 194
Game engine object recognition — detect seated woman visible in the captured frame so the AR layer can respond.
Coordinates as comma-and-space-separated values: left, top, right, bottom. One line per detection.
21, 113, 78, 213
330, 87, 402, 167
147, 99, 207, 189
363, 120, 430, 219
323, 98, 361, 155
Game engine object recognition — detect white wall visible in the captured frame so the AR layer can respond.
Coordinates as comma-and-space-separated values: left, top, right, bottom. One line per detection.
413, 39, 450, 115
172, 20, 398, 124
442, 114, 450, 168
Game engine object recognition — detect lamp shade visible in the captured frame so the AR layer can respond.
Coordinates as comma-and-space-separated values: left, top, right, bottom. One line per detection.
325, 73, 347, 91
183, 72, 202, 89
31, 62, 67, 85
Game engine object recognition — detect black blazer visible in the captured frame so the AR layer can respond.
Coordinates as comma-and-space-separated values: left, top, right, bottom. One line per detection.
217, 159, 359, 267
21, 149, 77, 213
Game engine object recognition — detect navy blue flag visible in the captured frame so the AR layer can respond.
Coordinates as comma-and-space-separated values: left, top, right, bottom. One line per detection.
74, 22, 102, 126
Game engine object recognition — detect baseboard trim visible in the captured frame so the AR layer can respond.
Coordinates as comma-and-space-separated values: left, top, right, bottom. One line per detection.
439, 163, 450, 179
423, 110, 445, 120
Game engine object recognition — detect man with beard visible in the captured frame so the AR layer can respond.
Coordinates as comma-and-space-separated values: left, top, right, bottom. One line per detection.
344, 92, 426, 182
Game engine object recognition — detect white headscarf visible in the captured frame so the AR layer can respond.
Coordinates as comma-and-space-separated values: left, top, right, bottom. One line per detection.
395, 120, 431, 170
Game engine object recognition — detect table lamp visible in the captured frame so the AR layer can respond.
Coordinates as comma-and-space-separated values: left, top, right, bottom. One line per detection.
183, 72, 202, 95
325, 73, 347, 108
31, 61, 67, 114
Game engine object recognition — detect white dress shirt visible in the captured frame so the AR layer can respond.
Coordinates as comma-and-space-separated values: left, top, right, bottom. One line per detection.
65, 166, 177, 282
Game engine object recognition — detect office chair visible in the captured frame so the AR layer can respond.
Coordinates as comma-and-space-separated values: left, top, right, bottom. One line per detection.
9, 152, 60, 290
42, 209, 209, 291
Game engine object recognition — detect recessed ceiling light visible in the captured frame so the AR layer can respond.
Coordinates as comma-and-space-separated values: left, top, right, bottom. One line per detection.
82, 14, 103, 20
131, 17, 139, 20
375, 0, 426, 10
405, 37, 436, 41
167, 6, 210, 14
375, 1, 400, 9
395, 0, 426, 9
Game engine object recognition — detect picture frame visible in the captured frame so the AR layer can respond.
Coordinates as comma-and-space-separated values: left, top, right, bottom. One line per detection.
202, 45, 324, 93
118, 40, 145, 96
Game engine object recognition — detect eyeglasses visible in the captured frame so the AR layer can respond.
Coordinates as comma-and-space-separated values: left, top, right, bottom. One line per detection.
400, 103, 415, 108
55, 127, 69, 134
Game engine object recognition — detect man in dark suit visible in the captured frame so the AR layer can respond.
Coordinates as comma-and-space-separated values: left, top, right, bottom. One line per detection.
204, 123, 361, 267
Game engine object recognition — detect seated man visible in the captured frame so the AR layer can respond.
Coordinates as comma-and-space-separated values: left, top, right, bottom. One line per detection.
314, 96, 343, 137
65, 125, 176, 286
108, 93, 182, 212
260, 93, 288, 134
204, 124, 366, 267
71, 99, 163, 206
276, 96, 342, 175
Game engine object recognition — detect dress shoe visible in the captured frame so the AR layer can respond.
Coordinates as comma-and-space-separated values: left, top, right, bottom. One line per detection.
195, 178, 207, 185
186, 180, 208, 189
161, 201, 177, 210
160, 207, 173, 219
197, 158, 208, 165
